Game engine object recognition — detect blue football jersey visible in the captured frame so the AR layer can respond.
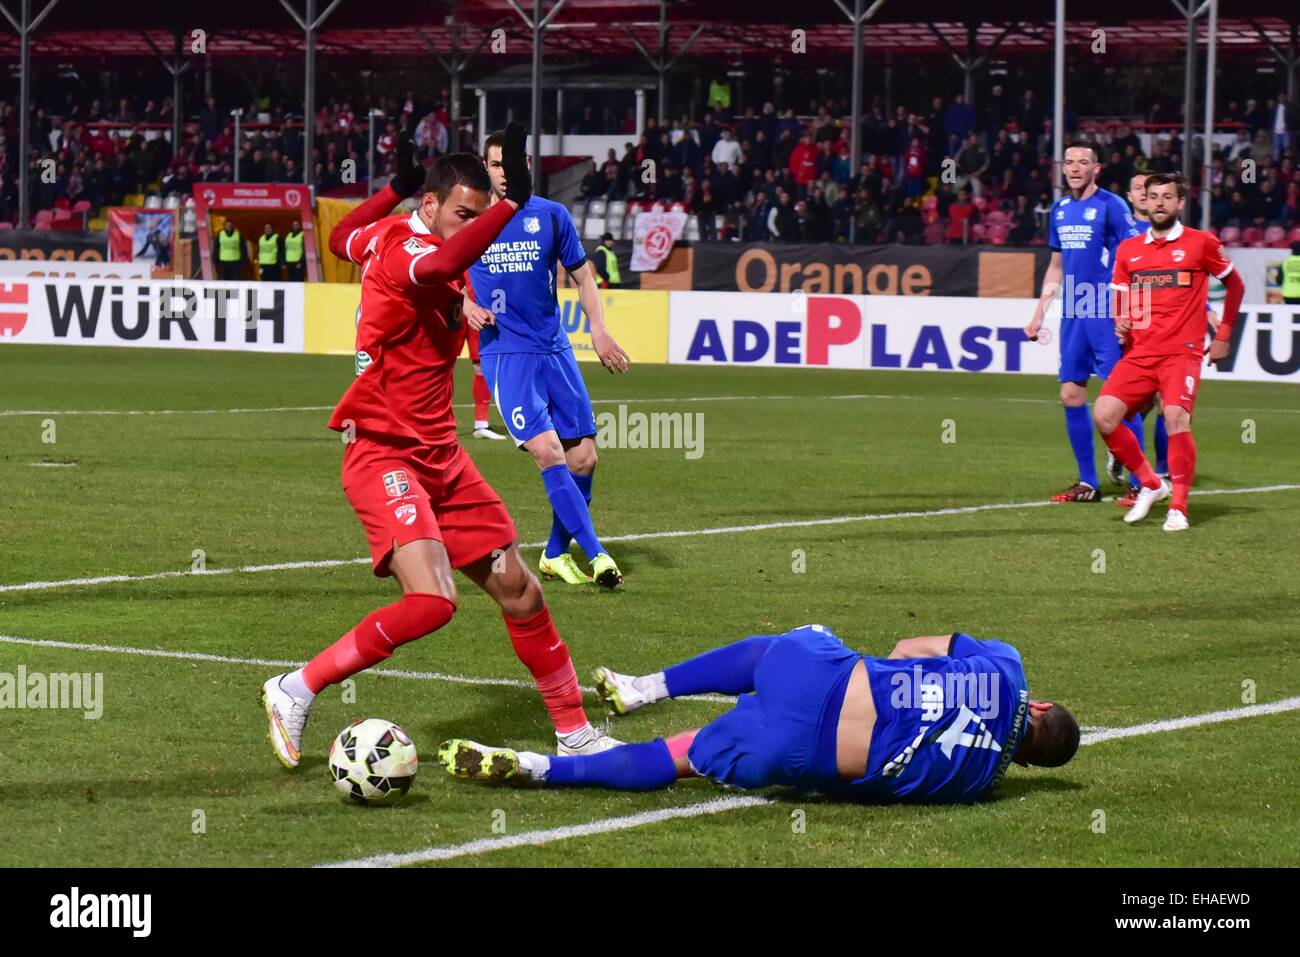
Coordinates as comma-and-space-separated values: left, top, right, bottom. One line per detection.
468, 196, 588, 355
839, 634, 1031, 804
1049, 187, 1139, 319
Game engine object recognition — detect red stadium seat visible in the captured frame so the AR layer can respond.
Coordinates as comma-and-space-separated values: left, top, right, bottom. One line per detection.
53, 208, 74, 221
1217, 226, 1241, 245
1240, 227, 1263, 246
921, 195, 938, 211
72, 200, 92, 213
1263, 225, 1287, 247
971, 223, 987, 242
984, 209, 1009, 226
923, 221, 945, 245
34, 209, 54, 227
922, 208, 940, 225
669, 202, 685, 212
971, 196, 989, 213
1288, 226, 1300, 245
0, 222, 13, 230
986, 224, 1009, 246
53, 197, 71, 211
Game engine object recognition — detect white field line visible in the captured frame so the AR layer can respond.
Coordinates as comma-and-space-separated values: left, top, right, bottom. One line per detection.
3, 392, 1298, 418
319, 695, 1300, 868
0, 634, 734, 705
0, 632, 1290, 865
4, 483, 1298, 596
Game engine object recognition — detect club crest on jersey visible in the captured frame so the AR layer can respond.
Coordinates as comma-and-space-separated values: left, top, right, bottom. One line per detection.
383, 470, 410, 497
1171, 248, 1185, 262
523, 216, 541, 234
1084, 207, 1098, 221
403, 237, 426, 254
394, 504, 418, 526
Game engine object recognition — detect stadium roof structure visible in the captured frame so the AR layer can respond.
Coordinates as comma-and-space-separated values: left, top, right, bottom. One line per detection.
3, 0, 1298, 229
1, 0, 1298, 63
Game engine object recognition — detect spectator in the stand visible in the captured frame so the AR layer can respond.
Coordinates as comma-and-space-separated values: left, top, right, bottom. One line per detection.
955, 132, 989, 196
772, 190, 799, 242
747, 192, 771, 241
1244, 98, 1268, 136
944, 93, 975, 155
852, 188, 881, 241
698, 111, 721, 157
1273, 93, 1295, 157
579, 161, 605, 209
804, 188, 833, 242
983, 83, 1009, 140
672, 131, 701, 178
945, 186, 978, 244
1033, 192, 1053, 236
1017, 89, 1042, 138
660, 163, 684, 203
901, 137, 927, 198
1008, 194, 1036, 245
788, 132, 818, 197
773, 128, 796, 173
712, 128, 742, 168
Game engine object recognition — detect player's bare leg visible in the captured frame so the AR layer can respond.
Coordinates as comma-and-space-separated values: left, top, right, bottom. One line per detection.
261, 539, 458, 768
1094, 395, 1169, 524
1160, 404, 1194, 531
460, 542, 620, 754
1054, 381, 1103, 502
526, 428, 622, 587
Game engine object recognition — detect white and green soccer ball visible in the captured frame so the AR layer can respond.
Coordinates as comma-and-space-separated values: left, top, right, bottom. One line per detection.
328, 718, 418, 805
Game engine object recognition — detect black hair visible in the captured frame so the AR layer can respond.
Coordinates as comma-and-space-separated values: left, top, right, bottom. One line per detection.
1028, 702, 1081, 768
1064, 139, 1101, 162
1145, 171, 1188, 199
424, 152, 492, 201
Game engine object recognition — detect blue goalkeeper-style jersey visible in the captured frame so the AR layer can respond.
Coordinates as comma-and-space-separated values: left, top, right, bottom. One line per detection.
468, 196, 588, 355
837, 634, 1030, 804
1049, 187, 1139, 319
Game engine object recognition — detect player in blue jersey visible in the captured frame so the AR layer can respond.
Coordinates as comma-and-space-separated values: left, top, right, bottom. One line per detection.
1025, 141, 1145, 503
463, 130, 631, 589
437, 624, 1079, 804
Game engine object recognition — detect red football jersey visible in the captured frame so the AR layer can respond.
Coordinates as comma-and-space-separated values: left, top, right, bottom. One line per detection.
328, 211, 471, 447
1109, 221, 1234, 359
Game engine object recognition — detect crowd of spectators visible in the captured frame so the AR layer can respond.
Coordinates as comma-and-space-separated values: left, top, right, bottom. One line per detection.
1, 75, 1297, 245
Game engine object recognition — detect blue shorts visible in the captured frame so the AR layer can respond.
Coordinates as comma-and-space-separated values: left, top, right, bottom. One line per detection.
687, 625, 861, 792
1059, 317, 1122, 383
479, 349, 596, 447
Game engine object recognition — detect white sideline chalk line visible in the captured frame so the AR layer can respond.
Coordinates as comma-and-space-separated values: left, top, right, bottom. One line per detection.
0, 633, 1287, 866
319, 694, 1300, 868
4, 482, 1297, 595
0, 634, 734, 705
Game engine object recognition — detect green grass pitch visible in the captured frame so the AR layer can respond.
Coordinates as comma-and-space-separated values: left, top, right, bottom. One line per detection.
1, 343, 1297, 867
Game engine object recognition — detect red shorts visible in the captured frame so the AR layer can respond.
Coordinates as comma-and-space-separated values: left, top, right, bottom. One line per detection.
342, 436, 517, 576
1100, 351, 1203, 416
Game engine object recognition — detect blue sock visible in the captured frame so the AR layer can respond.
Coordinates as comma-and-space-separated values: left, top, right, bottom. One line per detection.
1154, 414, 1169, 474
664, 635, 777, 697
1064, 404, 1099, 488
546, 738, 677, 790
545, 470, 592, 558
1124, 413, 1146, 488
540, 464, 603, 561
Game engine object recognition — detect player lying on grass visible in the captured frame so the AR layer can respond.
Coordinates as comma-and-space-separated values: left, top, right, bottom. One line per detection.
437, 623, 1079, 803
260, 125, 619, 770
1095, 172, 1245, 532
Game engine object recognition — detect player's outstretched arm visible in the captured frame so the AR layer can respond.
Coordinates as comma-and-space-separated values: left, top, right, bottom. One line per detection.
329, 184, 404, 263
1026, 252, 1062, 340
571, 261, 630, 373
1207, 267, 1245, 366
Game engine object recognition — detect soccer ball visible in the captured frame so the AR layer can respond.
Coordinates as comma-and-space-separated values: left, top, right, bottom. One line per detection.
328, 718, 418, 805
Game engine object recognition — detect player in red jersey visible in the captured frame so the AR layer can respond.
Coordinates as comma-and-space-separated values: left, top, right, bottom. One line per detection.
466, 326, 506, 439
1093, 172, 1246, 531
260, 126, 619, 768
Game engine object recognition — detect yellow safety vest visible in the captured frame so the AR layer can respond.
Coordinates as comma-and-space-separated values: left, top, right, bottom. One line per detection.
217, 230, 242, 262
708, 79, 731, 110
1282, 255, 1300, 298
258, 234, 280, 265
284, 231, 304, 264
597, 244, 621, 285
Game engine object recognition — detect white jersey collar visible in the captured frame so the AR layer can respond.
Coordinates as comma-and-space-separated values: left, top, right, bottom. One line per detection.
1144, 219, 1184, 244
408, 210, 432, 235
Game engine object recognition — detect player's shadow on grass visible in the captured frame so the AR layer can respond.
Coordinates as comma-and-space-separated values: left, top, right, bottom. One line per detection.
755, 774, 1083, 806
1176, 501, 1249, 527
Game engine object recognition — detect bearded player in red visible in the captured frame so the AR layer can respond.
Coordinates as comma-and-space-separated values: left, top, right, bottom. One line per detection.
1093, 172, 1245, 532
260, 125, 619, 767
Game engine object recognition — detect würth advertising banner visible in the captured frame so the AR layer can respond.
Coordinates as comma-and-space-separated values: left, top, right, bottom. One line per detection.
0, 278, 305, 352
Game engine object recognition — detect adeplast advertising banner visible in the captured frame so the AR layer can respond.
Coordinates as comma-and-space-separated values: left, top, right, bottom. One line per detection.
0, 278, 305, 352
667, 292, 1300, 383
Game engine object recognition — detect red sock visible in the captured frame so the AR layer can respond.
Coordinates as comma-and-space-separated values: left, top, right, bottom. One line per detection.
302, 593, 455, 693
504, 606, 588, 734
1168, 431, 1196, 512
472, 371, 491, 425
1103, 424, 1160, 489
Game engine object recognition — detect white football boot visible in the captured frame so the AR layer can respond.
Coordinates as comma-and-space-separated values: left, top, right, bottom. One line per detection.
473, 427, 508, 440
261, 674, 311, 769
556, 720, 623, 756
593, 666, 654, 716
1123, 479, 1171, 525
1162, 508, 1190, 532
